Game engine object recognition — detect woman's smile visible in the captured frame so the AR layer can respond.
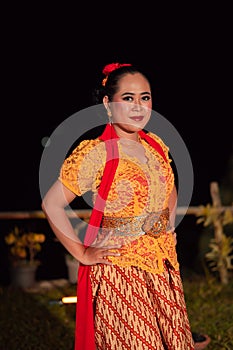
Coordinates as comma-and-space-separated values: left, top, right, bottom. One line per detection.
129, 116, 144, 121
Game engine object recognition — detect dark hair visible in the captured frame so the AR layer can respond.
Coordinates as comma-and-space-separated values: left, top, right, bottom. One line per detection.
93, 64, 151, 105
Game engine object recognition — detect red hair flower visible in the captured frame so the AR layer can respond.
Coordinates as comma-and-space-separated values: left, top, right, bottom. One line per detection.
102, 63, 132, 86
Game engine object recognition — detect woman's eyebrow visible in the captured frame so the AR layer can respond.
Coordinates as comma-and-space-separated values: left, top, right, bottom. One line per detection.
121, 91, 151, 96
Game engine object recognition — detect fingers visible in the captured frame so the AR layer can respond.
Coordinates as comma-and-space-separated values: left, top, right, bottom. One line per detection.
92, 230, 116, 248
105, 244, 122, 250
91, 241, 121, 249
83, 245, 121, 266
101, 248, 121, 258
96, 248, 121, 265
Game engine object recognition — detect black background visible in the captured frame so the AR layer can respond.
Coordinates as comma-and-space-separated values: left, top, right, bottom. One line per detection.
2, 4, 232, 211
0, 3, 232, 281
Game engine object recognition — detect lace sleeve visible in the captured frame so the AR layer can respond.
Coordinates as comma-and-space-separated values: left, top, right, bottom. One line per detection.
58, 139, 105, 195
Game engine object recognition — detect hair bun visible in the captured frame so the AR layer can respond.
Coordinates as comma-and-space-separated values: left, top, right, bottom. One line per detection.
102, 63, 132, 76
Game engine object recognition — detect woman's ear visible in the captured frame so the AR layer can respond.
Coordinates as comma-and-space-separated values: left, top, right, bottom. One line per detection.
103, 95, 112, 118
103, 95, 109, 111
103, 95, 112, 119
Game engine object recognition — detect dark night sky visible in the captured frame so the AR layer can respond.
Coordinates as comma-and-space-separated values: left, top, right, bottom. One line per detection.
2, 4, 232, 212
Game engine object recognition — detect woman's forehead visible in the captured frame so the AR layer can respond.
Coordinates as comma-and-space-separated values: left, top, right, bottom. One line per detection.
117, 73, 151, 92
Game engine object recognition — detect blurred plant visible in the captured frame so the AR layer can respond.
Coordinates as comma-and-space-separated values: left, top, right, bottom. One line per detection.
196, 204, 233, 227
196, 204, 233, 284
5, 226, 46, 266
205, 234, 233, 271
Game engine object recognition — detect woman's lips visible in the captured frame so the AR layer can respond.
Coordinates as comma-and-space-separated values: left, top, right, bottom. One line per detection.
129, 116, 144, 121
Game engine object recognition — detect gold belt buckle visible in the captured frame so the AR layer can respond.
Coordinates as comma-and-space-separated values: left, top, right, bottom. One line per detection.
142, 209, 169, 237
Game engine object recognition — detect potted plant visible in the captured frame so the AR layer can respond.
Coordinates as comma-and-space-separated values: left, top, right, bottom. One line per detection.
5, 225, 46, 288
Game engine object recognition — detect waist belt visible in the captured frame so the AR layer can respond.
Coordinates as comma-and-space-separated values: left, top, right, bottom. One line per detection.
101, 208, 170, 238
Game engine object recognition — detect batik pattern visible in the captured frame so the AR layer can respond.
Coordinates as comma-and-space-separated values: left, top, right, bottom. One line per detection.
90, 262, 194, 350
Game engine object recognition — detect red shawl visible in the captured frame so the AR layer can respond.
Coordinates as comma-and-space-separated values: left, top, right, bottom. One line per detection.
75, 123, 167, 350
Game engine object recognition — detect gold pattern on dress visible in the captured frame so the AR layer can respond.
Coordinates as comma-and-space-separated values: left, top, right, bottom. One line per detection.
101, 215, 146, 237
142, 208, 169, 237
101, 208, 169, 238
98, 209, 179, 274
58, 133, 178, 273
59, 134, 174, 218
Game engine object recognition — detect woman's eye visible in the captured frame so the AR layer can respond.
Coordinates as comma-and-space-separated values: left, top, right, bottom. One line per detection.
142, 95, 151, 101
122, 96, 133, 101
122, 95, 151, 102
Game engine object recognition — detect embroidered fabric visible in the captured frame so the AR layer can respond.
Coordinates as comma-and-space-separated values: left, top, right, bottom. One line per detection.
59, 132, 178, 273
96, 208, 179, 274
59, 133, 174, 213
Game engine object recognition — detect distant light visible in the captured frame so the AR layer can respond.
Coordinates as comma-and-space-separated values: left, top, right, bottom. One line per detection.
61, 296, 77, 304
41, 136, 51, 147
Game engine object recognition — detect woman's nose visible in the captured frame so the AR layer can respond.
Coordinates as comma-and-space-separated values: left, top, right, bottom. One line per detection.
133, 99, 142, 109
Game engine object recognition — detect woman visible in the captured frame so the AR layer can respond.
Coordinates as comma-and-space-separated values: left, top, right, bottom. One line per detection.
42, 63, 209, 349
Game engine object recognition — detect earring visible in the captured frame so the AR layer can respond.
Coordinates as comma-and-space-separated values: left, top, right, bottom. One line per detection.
107, 110, 112, 124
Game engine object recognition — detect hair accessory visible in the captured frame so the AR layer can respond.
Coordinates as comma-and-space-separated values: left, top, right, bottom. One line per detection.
102, 62, 132, 86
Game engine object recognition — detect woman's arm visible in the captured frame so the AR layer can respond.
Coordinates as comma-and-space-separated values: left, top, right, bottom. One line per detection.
41, 180, 120, 265
168, 185, 178, 245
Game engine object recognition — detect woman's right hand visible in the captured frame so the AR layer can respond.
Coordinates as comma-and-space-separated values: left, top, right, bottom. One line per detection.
81, 244, 121, 265
80, 230, 122, 265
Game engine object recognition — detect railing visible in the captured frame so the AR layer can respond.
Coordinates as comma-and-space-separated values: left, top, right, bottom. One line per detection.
0, 206, 232, 220
1, 182, 233, 285
0, 209, 92, 220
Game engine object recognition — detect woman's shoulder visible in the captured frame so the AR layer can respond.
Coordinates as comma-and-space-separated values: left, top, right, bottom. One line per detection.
76, 137, 102, 150
68, 138, 103, 156
145, 132, 169, 150
63, 138, 107, 167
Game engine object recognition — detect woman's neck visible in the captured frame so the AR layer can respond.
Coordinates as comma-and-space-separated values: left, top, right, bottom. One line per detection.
112, 124, 139, 141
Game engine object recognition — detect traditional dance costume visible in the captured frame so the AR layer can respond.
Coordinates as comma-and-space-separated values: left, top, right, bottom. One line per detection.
59, 124, 194, 350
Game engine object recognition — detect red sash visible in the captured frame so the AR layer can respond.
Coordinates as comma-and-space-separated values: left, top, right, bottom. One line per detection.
75, 123, 167, 350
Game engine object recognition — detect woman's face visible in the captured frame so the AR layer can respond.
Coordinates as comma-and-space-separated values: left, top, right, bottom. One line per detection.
104, 73, 152, 137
